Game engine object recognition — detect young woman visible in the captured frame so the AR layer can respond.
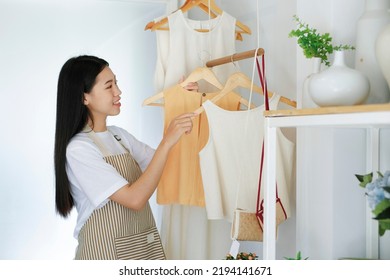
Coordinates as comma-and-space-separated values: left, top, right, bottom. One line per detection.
54, 55, 195, 259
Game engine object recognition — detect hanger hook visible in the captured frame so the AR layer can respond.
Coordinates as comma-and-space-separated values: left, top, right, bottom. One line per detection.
230, 53, 238, 70
199, 50, 211, 67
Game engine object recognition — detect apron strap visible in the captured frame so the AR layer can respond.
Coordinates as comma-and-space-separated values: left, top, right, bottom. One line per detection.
83, 125, 124, 157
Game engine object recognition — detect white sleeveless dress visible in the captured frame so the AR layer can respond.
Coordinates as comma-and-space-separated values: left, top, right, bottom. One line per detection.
154, 9, 238, 92
199, 94, 294, 222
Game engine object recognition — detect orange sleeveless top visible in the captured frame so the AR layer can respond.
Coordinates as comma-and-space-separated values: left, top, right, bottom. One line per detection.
157, 84, 242, 206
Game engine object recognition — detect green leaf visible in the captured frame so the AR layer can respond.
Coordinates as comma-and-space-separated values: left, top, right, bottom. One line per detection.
383, 187, 390, 194
355, 173, 373, 188
355, 174, 365, 183
378, 219, 390, 236
296, 251, 301, 259
373, 199, 390, 217
333, 44, 355, 51
284, 251, 308, 260
374, 207, 390, 220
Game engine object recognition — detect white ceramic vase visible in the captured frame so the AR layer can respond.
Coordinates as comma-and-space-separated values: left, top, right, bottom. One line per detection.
300, 57, 321, 109
376, 23, 390, 93
355, 0, 390, 104
309, 51, 370, 107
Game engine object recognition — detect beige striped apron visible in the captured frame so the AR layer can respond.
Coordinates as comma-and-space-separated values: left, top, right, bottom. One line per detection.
75, 129, 165, 260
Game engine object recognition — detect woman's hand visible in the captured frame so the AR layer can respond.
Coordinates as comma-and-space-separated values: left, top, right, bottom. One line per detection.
179, 76, 199, 92
110, 112, 197, 211
162, 113, 197, 148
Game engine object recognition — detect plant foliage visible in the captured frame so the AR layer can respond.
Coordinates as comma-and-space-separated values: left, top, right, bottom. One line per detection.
284, 251, 309, 260
225, 252, 258, 260
289, 15, 355, 66
356, 171, 390, 236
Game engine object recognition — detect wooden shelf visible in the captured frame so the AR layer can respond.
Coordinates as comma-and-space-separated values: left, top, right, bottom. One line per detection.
264, 103, 390, 118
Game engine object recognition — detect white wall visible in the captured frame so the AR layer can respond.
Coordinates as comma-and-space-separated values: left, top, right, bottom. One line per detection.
0, 0, 166, 259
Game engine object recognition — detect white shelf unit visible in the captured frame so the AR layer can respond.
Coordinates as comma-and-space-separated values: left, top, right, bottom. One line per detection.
262, 103, 390, 260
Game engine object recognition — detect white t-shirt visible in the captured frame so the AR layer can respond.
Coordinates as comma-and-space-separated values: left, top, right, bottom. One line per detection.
66, 125, 155, 239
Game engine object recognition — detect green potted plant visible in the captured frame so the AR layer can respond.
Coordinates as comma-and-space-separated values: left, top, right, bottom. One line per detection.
289, 15, 354, 66
284, 251, 308, 260
289, 15, 369, 107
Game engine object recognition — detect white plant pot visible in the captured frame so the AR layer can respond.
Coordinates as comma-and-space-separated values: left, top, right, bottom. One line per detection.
309, 51, 370, 107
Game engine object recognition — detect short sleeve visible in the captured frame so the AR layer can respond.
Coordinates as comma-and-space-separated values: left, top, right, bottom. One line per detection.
108, 126, 155, 172
66, 138, 128, 208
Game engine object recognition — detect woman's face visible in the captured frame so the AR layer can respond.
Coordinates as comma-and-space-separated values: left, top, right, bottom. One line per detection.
84, 66, 122, 123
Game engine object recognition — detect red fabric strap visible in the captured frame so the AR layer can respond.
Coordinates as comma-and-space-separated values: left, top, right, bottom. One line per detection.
254, 55, 280, 221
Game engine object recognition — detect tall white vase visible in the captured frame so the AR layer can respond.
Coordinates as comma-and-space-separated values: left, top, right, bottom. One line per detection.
355, 0, 390, 104
309, 51, 370, 107
376, 23, 390, 92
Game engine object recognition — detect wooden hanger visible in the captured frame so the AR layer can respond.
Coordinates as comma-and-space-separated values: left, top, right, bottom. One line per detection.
142, 67, 222, 106
190, 48, 297, 113
193, 71, 297, 114
144, 2, 217, 31
144, 0, 251, 41
145, 0, 218, 30
142, 67, 254, 109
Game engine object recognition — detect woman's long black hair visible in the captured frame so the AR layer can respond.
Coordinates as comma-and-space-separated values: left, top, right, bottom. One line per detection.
54, 55, 108, 217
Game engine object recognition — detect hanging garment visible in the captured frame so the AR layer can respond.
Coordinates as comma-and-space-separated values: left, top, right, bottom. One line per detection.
158, 85, 242, 260
199, 94, 294, 222
75, 129, 165, 260
154, 9, 238, 92
150, 8, 239, 260
145, 0, 251, 42
160, 204, 233, 260
157, 84, 242, 206
153, 28, 170, 92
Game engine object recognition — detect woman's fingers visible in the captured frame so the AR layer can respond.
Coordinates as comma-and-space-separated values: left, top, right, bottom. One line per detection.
184, 82, 199, 91
178, 76, 199, 92
164, 113, 198, 146
175, 112, 198, 121
172, 113, 197, 134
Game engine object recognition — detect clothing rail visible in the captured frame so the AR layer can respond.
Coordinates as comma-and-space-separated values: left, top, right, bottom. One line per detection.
206, 48, 264, 67
205, 48, 297, 108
